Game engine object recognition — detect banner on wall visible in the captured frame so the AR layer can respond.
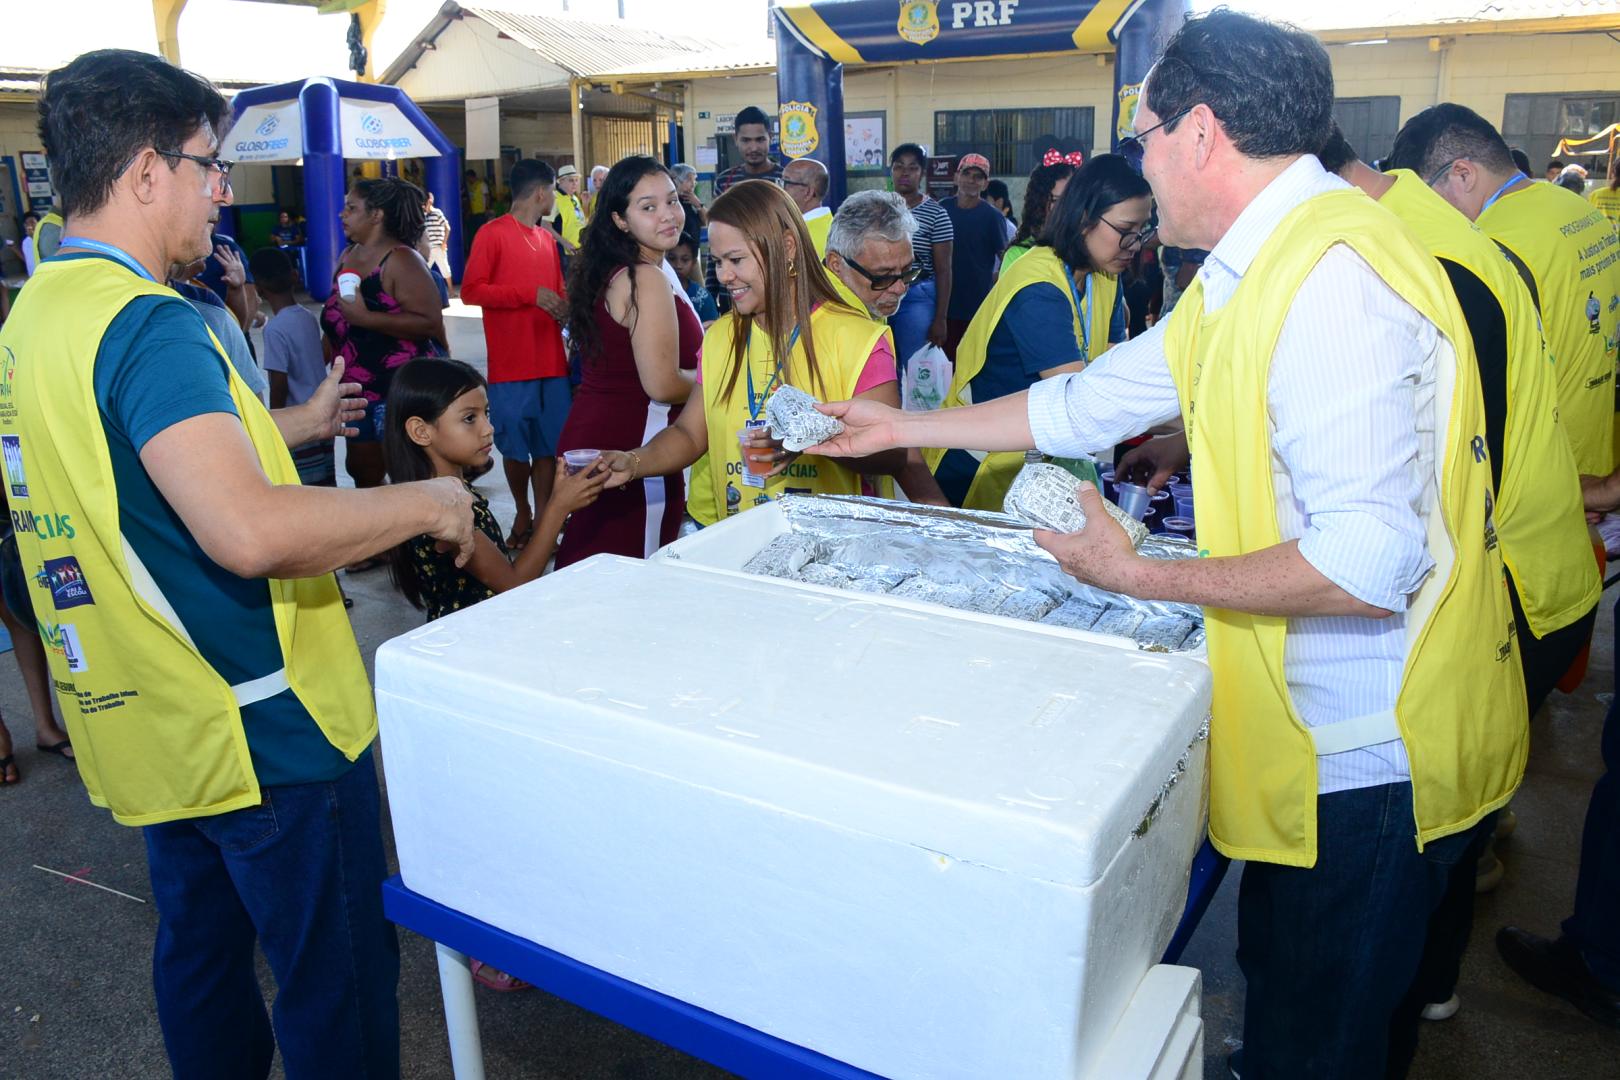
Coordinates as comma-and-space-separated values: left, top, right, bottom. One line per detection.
339, 100, 441, 160
773, 0, 1185, 207
21, 152, 54, 210
776, 0, 1145, 65
225, 101, 303, 164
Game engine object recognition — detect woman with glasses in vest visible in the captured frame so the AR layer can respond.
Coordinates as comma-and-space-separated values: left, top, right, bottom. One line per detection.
927, 154, 1152, 511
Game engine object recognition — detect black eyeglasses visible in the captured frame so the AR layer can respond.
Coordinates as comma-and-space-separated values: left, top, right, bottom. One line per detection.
1425, 158, 1461, 188
1119, 107, 1193, 169
1098, 217, 1158, 252
838, 253, 923, 290
156, 149, 235, 191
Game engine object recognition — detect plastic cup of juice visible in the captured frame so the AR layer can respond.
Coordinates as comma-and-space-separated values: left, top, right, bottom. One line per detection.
337, 271, 361, 300
563, 449, 601, 476
739, 428, 773, 476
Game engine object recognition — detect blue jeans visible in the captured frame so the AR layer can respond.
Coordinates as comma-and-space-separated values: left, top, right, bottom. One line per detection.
143, 752, 400, 1080
889, 278, 938, 373
1236, 782, 1479, 1080
1565, 593, 1620, 989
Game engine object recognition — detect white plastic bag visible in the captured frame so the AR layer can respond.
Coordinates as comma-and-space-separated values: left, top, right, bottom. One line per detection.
902, 343, 952, 412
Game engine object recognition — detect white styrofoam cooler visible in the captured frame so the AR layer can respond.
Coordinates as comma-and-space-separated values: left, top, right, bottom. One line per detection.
377, 552, 1211, 1080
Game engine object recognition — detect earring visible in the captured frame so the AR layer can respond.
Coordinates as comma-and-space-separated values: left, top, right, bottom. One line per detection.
788, 258, 797, 276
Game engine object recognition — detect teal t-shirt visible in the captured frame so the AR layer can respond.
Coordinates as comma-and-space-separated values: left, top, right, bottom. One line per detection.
67, 252, 355, 786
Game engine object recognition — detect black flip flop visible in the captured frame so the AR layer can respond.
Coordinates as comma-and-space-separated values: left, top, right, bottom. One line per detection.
37, 740, 72, 759
0, 754, 17, 784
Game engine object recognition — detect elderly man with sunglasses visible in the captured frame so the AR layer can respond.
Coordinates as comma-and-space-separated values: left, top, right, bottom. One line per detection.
0, 50, 477, 1078
811, 12, 1526, 1079
821, 190, 948, 505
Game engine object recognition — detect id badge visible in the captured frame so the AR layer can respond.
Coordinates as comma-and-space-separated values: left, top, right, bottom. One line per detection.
742, 418, 768, 489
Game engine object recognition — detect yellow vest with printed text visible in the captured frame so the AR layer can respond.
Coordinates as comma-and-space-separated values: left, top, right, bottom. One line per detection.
1481, 181, 1620, 476
1590, 185, 1620, 231
924, 246, 1118, 511
0, 257, 376, 826
1381, 171, 1598, 636
1161, 189, 1528, 867
700, 303, 889, 517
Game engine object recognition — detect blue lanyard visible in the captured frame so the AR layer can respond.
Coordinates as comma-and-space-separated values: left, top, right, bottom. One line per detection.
746, 323, 801, 420
57, 236, 158, 282
1481, 173, 1526, 214
1064, 267, 1096, 360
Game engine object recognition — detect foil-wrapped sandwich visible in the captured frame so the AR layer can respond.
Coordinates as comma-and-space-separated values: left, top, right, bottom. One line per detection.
1003, 462, 1151, 548
765, 385, 846, 452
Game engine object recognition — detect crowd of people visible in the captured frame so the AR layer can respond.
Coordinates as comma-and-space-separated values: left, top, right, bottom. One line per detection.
3, 10, 1620, 1077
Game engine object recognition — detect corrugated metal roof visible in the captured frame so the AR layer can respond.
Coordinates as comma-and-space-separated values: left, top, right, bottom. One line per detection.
591, 40, 778, 79
466, 5, 734, 75
594, 0, 1620, 80
1209, 0, 1620, 29
0, 70, 42, 94
381, 3, 740, 85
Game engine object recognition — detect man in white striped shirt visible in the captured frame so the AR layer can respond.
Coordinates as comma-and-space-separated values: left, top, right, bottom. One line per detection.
810, 12, 1523, 1079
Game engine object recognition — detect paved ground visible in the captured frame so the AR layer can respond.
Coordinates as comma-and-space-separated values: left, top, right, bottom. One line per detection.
1, 301, 1617, 1078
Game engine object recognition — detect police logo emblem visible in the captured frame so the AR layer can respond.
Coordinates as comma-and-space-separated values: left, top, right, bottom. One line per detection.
898, 0, 940, 45
779, 102, 821, 159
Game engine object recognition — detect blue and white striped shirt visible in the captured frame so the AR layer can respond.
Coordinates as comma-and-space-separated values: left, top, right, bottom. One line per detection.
1028, 156, 1448, 794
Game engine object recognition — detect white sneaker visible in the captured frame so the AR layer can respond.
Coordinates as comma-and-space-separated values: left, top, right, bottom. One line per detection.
1421, 993, 1461, 1021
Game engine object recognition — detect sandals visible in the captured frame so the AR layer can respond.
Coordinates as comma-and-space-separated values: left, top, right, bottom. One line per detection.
470, 959, 531, 992
0, 755, 16, 785
38, 739, 72, 760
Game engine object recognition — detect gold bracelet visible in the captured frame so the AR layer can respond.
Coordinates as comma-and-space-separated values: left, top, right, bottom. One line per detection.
626, 451, 641, 484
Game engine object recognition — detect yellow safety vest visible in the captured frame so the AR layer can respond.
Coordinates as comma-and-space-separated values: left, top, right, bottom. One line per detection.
1161, 188, 1527, 867
1000, 240, 1033, 272
0, 256, 376, 826
559, 193, 586, 248
700, 303, 889, 517
1481, 181, 1620, 477
925, 245, 1118, 511
1590, 185, 1620, 231
1382, 171, 1599, 636
28, 210, 63, 268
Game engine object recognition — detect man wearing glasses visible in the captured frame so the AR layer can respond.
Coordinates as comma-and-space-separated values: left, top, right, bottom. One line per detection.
1388, 103, 1620, 483
927, 153, 1151, 511
823, 189, 947, 505
0, 50, 475, 1077
1387, 101, 1620, 1042
810, 13, 1524, 1077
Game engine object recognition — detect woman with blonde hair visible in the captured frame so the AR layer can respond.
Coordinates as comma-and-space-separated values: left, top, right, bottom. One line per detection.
601, 179, 906, 516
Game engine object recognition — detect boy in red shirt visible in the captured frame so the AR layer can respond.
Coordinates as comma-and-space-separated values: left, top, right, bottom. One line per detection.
460, 159, 571, 546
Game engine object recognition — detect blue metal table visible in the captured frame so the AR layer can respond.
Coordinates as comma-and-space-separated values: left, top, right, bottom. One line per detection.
383, 839, 1230, 1078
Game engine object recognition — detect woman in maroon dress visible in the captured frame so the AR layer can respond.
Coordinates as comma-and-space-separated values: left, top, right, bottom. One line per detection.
555, 156, 700, 567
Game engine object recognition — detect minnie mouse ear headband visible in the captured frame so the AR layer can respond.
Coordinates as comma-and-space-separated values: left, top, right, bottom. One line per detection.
1043, 149, 1085, 167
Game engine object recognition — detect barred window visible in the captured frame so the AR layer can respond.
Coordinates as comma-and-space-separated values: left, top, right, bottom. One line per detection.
1333, 96, 1400, 166
934, 107, 1095, 176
